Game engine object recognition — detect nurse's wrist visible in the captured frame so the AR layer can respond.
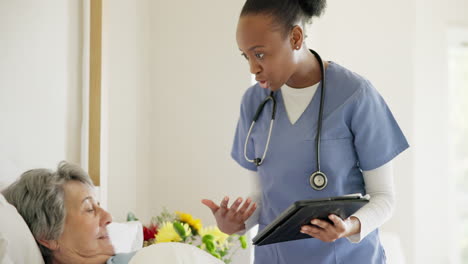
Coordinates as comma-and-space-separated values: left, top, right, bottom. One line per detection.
238, 223, 246, 233
229, 223, 246, 235
235, 225, 247, 235
344, 216, 361, 237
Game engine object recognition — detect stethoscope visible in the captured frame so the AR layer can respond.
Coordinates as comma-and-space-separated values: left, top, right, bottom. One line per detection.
244, 49, 328, 191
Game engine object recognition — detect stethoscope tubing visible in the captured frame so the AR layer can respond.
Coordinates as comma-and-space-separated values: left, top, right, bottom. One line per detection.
244, 92, 276, 166
244, 50, 327, 190
311, 49, 325, 172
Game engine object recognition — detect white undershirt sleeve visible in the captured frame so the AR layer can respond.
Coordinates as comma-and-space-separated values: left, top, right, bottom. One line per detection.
347, 161, 395, 243
236, 170, 262, 235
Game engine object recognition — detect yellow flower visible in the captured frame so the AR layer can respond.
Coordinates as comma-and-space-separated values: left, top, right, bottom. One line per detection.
199, 226, 230, 249
176, 211, 203, 232
155, 222, 182, 243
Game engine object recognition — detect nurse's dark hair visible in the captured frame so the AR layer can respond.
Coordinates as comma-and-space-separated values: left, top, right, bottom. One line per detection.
240, 0, 326, 35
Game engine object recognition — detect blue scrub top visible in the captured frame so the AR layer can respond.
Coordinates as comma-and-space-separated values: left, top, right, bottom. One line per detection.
231, 61, 409, 264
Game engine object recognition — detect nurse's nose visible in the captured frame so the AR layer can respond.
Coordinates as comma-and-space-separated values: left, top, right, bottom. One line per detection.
248, 59, 262, 75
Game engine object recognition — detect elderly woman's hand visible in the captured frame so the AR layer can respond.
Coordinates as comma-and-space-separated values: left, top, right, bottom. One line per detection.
202, 196, 257, 235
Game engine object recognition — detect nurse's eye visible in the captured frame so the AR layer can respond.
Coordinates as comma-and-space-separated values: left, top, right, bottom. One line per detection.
255, 53, 264, 59
241, 52, 249, 61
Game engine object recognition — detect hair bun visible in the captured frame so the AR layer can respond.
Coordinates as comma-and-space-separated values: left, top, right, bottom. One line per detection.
298, 0, 327, 18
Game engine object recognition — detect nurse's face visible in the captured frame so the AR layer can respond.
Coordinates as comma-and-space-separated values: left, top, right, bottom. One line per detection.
236, 14, 297, 92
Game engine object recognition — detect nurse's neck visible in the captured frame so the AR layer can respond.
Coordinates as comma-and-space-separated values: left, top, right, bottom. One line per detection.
286, 47, 328, 89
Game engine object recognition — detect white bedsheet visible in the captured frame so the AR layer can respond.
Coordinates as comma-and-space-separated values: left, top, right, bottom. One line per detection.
129, 243, 223, 264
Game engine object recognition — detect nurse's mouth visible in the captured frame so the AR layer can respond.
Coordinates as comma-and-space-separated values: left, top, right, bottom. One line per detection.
258, 80, 269, 89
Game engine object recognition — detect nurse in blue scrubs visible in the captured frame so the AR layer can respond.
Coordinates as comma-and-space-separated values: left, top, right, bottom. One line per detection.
202, 0, 409, 263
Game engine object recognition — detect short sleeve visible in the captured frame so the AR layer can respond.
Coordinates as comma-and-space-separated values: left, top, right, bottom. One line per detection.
351, 82, 409, 171
231, 92, 258, 171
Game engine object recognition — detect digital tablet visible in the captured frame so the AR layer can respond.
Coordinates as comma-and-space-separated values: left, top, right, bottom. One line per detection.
252, 194, 369, 246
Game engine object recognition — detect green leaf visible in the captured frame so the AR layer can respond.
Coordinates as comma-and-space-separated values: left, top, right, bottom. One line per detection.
210, 251, 221, 259
173, 222, 186, 239
190, 226, 199, 236
126, 212, 139, 222
202, 234, 215, 244
155, 207, 176, 226
220, 249, 228, 257
205, 240, 215, 252
239, 235, 247, 249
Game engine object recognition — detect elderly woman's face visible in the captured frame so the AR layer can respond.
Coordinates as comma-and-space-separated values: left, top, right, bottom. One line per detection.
56, 180, 115, 260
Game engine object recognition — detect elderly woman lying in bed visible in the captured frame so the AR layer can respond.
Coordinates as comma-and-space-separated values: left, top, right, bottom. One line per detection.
2, 162, 222, 264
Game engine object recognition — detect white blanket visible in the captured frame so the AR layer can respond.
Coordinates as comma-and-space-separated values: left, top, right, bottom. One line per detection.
129, 243, 224, 264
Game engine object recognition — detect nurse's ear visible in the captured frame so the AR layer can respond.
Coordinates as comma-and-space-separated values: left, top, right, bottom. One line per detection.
290, 25, 304, 50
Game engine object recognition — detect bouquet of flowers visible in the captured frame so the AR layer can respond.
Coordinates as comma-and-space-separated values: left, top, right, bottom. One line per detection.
127, 209, 247, 263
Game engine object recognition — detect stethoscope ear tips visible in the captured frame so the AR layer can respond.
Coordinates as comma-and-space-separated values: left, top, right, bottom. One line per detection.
254, 158, 262, 166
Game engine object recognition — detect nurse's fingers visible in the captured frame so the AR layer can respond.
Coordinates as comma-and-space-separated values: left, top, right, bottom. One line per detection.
226, 197, 243, 218
301, 224, 339, 242
219, 196, 230, 216
328, 214, 346, 232
310, 219, 331, 230
236, 197, 252, 216
241, 202, 257, 221
300, 225, 321, 237
201, 199, 219, 214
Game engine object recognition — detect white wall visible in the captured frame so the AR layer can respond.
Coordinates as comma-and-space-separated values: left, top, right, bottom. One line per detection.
101, 0, 152, 221
0, 0, 82, 190
413, 0, 468, 263
147, 0, 252, 221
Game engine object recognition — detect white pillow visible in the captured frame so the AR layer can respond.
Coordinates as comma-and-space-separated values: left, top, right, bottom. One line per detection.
129, 243, 224, 264
0, 234, 14, 264
108, 221, 144, 253
0, 194, 44, 264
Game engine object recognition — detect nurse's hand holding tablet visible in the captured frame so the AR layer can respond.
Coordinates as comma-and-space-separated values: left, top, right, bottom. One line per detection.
300, 214, 360, 243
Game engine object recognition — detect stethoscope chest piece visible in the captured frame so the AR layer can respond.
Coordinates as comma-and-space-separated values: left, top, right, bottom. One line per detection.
309, 171, 328, 190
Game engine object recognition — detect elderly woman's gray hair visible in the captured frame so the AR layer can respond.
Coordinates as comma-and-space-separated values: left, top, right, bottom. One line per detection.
2, 161, 93, 260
